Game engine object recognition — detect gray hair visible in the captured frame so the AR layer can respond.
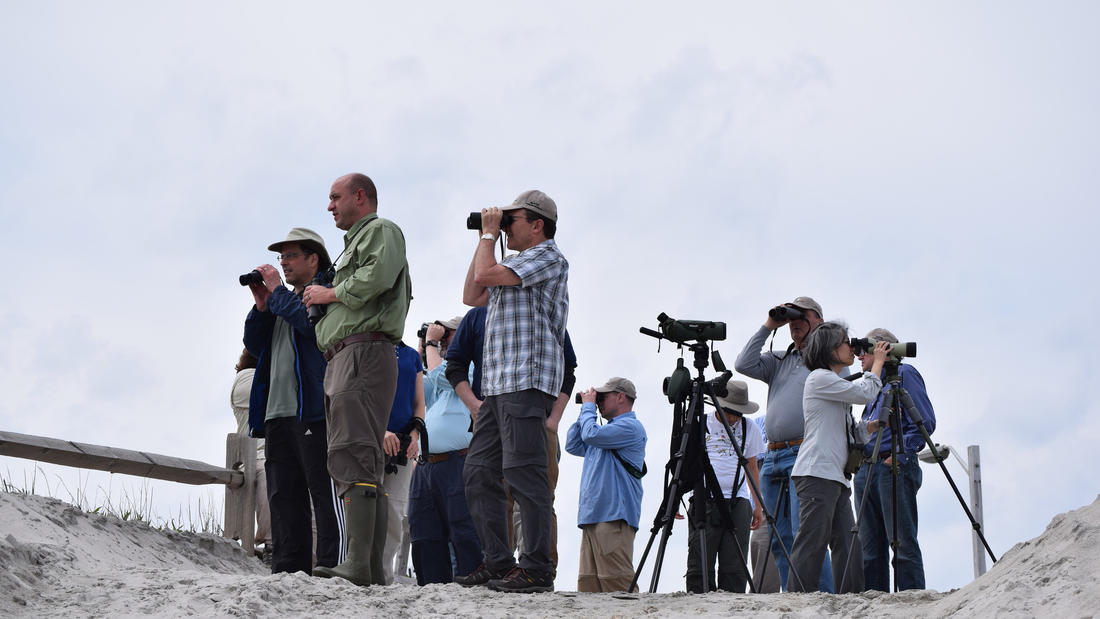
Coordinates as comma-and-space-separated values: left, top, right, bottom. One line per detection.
867, 327, 898, 343
804, 321, 850, 371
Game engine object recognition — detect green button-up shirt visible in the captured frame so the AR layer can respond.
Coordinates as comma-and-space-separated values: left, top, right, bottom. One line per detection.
314, 213, 412, 351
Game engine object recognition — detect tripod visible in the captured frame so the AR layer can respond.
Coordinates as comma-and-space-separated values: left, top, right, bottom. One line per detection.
845, 360, 998, 592
629, 336, 804, 593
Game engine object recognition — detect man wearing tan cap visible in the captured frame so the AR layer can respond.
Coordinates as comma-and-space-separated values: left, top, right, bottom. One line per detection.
306, 173, 413, 586
734, 296, 835, 592
243, 227, 342, 575
459, 189, 568, 593
566, 377, 647, 593
686, 379, 764, 593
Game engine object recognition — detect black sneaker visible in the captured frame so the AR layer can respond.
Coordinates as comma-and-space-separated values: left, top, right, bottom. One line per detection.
454, 563, 508, 587
487, 567, 555, 593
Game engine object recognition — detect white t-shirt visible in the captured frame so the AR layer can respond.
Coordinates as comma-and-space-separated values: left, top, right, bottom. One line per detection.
705, 413, 765, 500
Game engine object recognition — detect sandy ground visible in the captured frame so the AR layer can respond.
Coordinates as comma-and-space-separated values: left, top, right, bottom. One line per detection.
2, 491, 1097, 618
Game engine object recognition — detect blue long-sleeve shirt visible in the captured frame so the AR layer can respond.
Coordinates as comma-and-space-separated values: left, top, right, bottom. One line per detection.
860, 363, 936, 457
565, 403, 646, 528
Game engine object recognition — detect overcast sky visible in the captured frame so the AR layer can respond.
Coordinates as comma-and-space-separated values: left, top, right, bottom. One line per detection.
2, 1, 1098, 593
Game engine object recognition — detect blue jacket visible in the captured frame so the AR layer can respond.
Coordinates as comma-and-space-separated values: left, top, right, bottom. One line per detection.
860, 363, 936, 458
243, 286, 327, 438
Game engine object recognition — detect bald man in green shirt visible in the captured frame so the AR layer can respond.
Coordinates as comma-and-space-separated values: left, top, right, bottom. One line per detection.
306, 172, 412, 586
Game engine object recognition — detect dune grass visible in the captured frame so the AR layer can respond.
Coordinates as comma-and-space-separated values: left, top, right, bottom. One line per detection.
2, 464, 223, 535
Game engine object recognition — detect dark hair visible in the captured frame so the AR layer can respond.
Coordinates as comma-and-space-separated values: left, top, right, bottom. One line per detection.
345, 173, 378, 206
235, 348, 258, 372
524, 208, 556, 238
803, 321, 849, 371
300, 246, 332, 272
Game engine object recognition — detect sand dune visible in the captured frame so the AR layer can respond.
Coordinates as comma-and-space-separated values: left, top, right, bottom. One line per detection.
2, 491, 1097, 617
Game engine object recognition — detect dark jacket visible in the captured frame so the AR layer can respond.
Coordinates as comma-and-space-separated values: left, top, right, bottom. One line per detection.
243, 286, 327, 438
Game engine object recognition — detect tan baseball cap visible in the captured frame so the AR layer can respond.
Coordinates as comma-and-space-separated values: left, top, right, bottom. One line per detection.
506, 189, 557, 222
594, 377, 637, 400
437, 316, 465, 330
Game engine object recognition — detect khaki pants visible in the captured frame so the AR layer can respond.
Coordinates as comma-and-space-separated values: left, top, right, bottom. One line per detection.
578, 520, 637, 592
323, 340, 397, 497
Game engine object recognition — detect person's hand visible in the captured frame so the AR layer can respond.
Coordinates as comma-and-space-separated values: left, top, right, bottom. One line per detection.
872, 340, 890, 364
304, 285, 337, 308
257, 264, 282, 292
581, 388, 597, 404
406, 431, 420, 460
383, 431, 400, 457
249, 280, 271, 311
751, 503, 764, 530
545, 416, 560, 433
425, 323, 446, 342
465, 398, 483, 419
481, 207, 503, 238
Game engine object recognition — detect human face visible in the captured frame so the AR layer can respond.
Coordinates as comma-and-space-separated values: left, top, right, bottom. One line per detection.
328, 176, 365, 231
278, 242, 317, 289
503, 209, 540, 251
858, 348, 874, 372
789, 309, 823, 350
834, 337, 856, 367
596, 391, 626, 420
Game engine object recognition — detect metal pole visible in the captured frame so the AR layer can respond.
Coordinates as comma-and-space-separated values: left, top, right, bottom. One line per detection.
968, 445, 986, 578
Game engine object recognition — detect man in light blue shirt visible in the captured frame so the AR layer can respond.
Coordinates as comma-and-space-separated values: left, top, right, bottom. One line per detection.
565, 377, 646, 592
407, 317, 482, 585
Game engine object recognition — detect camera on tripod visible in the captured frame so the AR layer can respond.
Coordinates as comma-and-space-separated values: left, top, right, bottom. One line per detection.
850, 337, 916, 359
640, 312, 726, 345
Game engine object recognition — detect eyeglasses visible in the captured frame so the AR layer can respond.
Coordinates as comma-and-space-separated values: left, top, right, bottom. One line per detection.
278, 252, 307, 261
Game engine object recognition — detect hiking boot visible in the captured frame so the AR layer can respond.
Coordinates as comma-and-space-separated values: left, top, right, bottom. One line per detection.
487, 566, 555, 593
454, 563, 509, 587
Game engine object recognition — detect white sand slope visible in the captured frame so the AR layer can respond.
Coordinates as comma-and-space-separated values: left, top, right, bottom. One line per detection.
2, 491, 1097, 617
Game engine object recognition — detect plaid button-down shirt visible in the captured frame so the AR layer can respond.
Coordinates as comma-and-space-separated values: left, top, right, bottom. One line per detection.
482, 239, 569, 398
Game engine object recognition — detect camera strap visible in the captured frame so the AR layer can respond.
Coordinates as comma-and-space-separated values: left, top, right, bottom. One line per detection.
328, 216, 379, 271
611, 449, 647, 479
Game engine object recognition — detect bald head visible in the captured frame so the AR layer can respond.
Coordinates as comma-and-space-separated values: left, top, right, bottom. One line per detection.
328, 173, 378, 230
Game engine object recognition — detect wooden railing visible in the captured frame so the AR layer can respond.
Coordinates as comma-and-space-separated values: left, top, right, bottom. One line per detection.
0, 430, 258, 554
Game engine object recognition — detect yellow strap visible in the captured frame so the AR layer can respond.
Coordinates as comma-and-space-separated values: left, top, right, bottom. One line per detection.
353, 482, 377, 488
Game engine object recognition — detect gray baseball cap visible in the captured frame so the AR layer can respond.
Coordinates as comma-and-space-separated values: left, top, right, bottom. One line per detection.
268, 227, 332, 271
507, 189, 557, 222
594, 377, 637, 400
789, 296, 823, 319
715, 380, 760, 415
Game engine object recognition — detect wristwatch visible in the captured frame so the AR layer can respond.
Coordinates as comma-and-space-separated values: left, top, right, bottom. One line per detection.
481, 233, 497, 241
427, 340, 442, 350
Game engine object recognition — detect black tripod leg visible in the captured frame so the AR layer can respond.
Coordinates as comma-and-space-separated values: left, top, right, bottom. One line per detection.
896, 386, 998, 564
841, 424, 887, 593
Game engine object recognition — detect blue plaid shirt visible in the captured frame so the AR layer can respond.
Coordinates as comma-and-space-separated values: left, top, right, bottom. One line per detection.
482, 239, 569, 397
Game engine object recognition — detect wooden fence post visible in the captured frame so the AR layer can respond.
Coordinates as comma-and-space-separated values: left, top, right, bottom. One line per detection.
223, 433, 256, 555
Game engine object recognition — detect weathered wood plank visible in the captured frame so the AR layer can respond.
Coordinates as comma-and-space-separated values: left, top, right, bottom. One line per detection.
0, 430, 242, 487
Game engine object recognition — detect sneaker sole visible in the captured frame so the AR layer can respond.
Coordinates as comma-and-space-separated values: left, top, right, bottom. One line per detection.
487, 582, 554, 593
